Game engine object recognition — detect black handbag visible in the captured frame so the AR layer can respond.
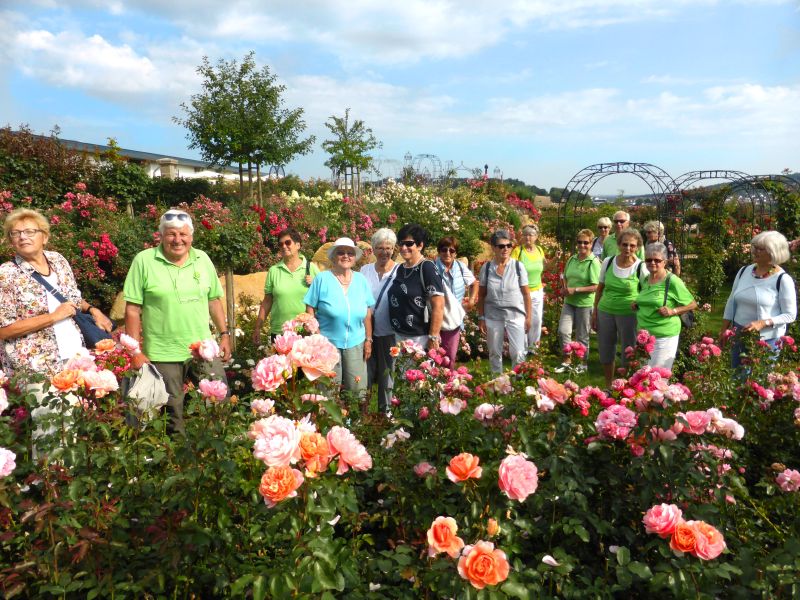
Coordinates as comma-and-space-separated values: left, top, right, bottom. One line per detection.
30, 271, 112, 348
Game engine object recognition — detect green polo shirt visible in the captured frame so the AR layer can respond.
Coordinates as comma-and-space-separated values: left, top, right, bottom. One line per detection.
511, 245, 545, 291
123, 246, 223, 361
264, 257, 320, 334
564, 254, 600, 308
635, 274, 695, 338
601, 233, 645, 261
597, 258, 645, 316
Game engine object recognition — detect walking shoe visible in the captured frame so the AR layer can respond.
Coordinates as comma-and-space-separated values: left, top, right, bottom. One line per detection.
553, 363, 570, 374
575, 364, 588, 374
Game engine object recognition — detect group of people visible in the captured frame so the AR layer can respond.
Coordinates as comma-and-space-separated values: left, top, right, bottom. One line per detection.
0, 205, 795, 428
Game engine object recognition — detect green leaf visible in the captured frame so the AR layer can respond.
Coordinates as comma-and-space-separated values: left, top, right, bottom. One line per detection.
616, 546, 630, 566
574, 525, 590, 543
501, 580, 532, 599
628, 561, 652, 579
312, 561, 345, 591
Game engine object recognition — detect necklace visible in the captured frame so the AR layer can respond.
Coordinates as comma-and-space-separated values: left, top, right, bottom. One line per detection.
753, 266, 776, 279
334, 270, 352, 285
403, 258, 424, 278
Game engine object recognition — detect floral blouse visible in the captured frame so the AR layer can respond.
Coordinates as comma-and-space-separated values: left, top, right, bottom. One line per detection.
0, 251, 83, 377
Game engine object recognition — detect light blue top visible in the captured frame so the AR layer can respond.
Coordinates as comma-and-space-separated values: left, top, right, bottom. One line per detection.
723, 265, 796, 339
304, 270, 375, 349
434, 258, 476, 302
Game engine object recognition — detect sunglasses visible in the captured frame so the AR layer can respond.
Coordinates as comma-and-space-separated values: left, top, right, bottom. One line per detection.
613, 219, 628, 224
279, 239, 294, 247
336, 250, 356, 257
494, 243, 513, 249
576, 241, 591, 245
398, 240, 417, 248
645, 258, 663, 264
438, 247, 456, 254
164, 212, 191, 222
598, 226, 610, 229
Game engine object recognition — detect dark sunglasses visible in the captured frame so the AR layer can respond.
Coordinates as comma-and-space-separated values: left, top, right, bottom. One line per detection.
576, 241, 591, 245
279, 239, 294, 247
398, 240, 417, 248
645, 258, 664, 264
598, 225, 610, 229
336, 250, 356, 256
164, 212, 191, 222
438, 247, 456, 254
613, 219, 628, 224
494, 243, 513, 249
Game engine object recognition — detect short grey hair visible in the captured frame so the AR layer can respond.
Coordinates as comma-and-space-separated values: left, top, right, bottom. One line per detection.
617, 228, 643, 248
521, 224, 539, 235
645, 242, 667, 259
371, 228, 396, 248
643, 220, 664, 234
490, 229, 513, 246
597, 217, 612, 228
159, 210, 194, 235
751, 231, 790, 265
613, 210, 630, 221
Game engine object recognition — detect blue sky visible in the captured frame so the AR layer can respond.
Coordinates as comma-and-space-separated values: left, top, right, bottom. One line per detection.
1, 0, 798, 194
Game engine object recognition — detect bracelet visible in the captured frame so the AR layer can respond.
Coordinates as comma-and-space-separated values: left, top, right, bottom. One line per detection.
365, 338, 373, 343
429, 335, 441, 343
477, 316, 486, 321
84, 305, 94, 313
219, 331, 231, 336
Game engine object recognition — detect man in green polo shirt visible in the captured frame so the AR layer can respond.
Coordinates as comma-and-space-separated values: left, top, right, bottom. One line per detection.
123, 209, 230, 433
601, 210, 645, 261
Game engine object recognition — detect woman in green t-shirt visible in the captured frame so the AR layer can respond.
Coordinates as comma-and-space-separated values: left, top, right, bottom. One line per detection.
555, 229, 600, 374
593, 229, 645, 388
511, 224, 550, 353
632, 242, 697, 371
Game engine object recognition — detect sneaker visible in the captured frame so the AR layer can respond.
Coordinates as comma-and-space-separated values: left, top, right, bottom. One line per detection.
575, 364, 588, 374
553, 363, 570, 374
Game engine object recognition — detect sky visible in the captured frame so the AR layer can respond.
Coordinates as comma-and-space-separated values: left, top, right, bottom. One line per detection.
1, 0, 798, 195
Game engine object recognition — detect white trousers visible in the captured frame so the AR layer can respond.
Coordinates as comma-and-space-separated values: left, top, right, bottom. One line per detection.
527, 289, 544, 350
648, 335, 680, 371
486, 315, 527, 374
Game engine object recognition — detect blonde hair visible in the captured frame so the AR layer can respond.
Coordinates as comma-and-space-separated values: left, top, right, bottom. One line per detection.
751, 231, 790, 265
576, 228, 594, 242
4, 208, 50, 240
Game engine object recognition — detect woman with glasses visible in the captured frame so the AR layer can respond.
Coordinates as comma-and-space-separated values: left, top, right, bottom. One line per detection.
555, 229, 600, 374
253, 228, 319, 345
593, 229, 646, 388
0, 208, 113, 377
387, 223, 445, 349
643, 220, 681, 275
511, 224, 548, 352
304, 237, 374, 398
601, 211, 645, 261
631, 243, 697, 370
721, 231, 796, 369
434, 236, 478, 367
360, 228, 398, 414
592, 217, 612, 259
477, 229, 532, 374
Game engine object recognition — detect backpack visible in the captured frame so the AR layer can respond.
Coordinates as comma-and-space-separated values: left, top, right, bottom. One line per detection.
663, 274, 695, 328
421, 260, 466, 331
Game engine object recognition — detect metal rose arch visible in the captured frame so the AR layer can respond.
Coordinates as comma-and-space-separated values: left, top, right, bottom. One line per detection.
556, 162, 679, 246
673, 170, 773, 226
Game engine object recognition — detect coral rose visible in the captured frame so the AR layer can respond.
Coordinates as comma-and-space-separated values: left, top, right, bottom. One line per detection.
198, 378, 228, 402
538, 377, 569, 404
251, 354, 292, 392
51, 369, 82, 393
498, 454, 538, 502
487, 518, 500, 537
427, 516, 465, 558
94, 338, 116, 354
642, 503, 683, 538
82, 369, 119, 398
669, 520, 697, 554
327, 426, 372, 474
258, 465, 304, 508
692, 521, 726, 560
446, 453, 482, 483
457, 540, 510, 589
249, 415, 301, 467
289, 334, 340, 380
298, 432, 330, 477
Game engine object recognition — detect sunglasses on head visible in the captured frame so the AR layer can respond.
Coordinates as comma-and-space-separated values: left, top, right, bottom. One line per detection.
438, 247, 456, 254
398, 240, 417, 248
494, 243, 513, 249
164, 212, 191, 222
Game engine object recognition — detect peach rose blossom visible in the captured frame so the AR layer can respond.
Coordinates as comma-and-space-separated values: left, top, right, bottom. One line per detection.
250, 398, 275, 415
427, 516, 465, 558
0, 447, 16, 478
498, 454, 538, 501
250, 415, 301, 467
65, 348, 97, 371
457, 540, 511, 589
692, 521, 726, 560
487, 518, 500, 537
446, 453, 482, 483
298, 432, 330, 477
538, 377, 569, 404
94, 338, 117, 354
82, 369, 119, 398
289, 334, 340, 381
258, 465, 304, 508
252, 354, 292, 392
198, 378, 227, 402
51, 369, 82, 393
669, 520, 697, 555
642, 503, 683, 538
189, 339, 220, 362
273, 331, 302, 355
327, 426, 372, 474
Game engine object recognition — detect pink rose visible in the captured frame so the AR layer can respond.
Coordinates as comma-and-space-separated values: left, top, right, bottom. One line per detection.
250, 398, 275, 415
536, 395, 555, 412
498, 454, 538, 501
0, 388, 7, 414
538, 378, 569, 404
474, 403, 501, 422
0, 447, 16, 478
595, 404, 638, 440
65, 348, 97, 371
439, 396, 465, 415
119, 333, 141, 354
300, 393, 328, 403
289, 334, 340, 380
327, 426, 372, 474
198, 378, 228, 402
189, 339, 220, 362
419, 406, 430, 420
676, 410, 712, 435
691, 521, 727, 560
414, 461, 437, 478
273, 331, 302, 355
81, 369, 119, 398
642, 503, 683, 538
776, 468, 800, 492
249, 415, 301, 467
252, 354, 292, 392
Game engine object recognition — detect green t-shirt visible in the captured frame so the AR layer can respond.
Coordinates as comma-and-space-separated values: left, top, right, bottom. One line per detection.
564, 254, 600, 307
511, 245, 544, 291
635, 274, 695, 338
123, 246, 223, 362
264, 257, 320, 334
597, 257, 646, 316
601, 233, 645, 261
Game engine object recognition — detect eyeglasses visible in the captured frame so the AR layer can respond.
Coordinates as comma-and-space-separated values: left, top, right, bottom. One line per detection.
398, 240, 417, 248
9, 228, 44, 240
494, 243, 513, 249
613, 219, 628, 224
576, 241, 591, 245
620, 243, 638, 248
598, 226, 610, 230
336, 250, 356, 257
438, 247, 456, 254
163, 212, 191, 222
279, 239, 294, 247
645, 258, 664, 264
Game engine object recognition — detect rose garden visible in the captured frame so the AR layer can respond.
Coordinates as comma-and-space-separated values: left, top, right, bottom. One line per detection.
0, 132, 799, 598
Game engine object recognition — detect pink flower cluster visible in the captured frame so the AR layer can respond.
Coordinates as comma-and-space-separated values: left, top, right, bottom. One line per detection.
689, 337, 722, 362
643, 504, 726, 560
198, 378, 227, 402
777, 335, 797, 352
776, 468, 800, 492
498, 454, 538, 501
563, 341, 587, 360
282, 313, 320, 336
595, 404, 638, 440
251, 334, 340, 391
50, 349, 120, 400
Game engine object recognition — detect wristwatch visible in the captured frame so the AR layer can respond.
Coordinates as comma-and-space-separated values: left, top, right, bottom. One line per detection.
429, 335, 441, 343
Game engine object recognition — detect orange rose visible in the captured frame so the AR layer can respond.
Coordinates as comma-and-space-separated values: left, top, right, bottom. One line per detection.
487, 518, 500, 537
446, 453, 483, 483
669, 520, 697, 554
258, 466, 304, 508
457, 540, 510, 589
299, 432, 330, 477
51, 369, 82, 393
94, 338, 116, 354
427, 516, 465, 558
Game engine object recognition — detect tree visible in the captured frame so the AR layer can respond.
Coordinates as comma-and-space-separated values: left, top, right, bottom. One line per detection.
321, 108, 382, 177
174, 52, 314, 202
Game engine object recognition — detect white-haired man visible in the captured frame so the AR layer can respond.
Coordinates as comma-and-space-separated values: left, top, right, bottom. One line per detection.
123, 209, 230, 433
601, 210, 645, 261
